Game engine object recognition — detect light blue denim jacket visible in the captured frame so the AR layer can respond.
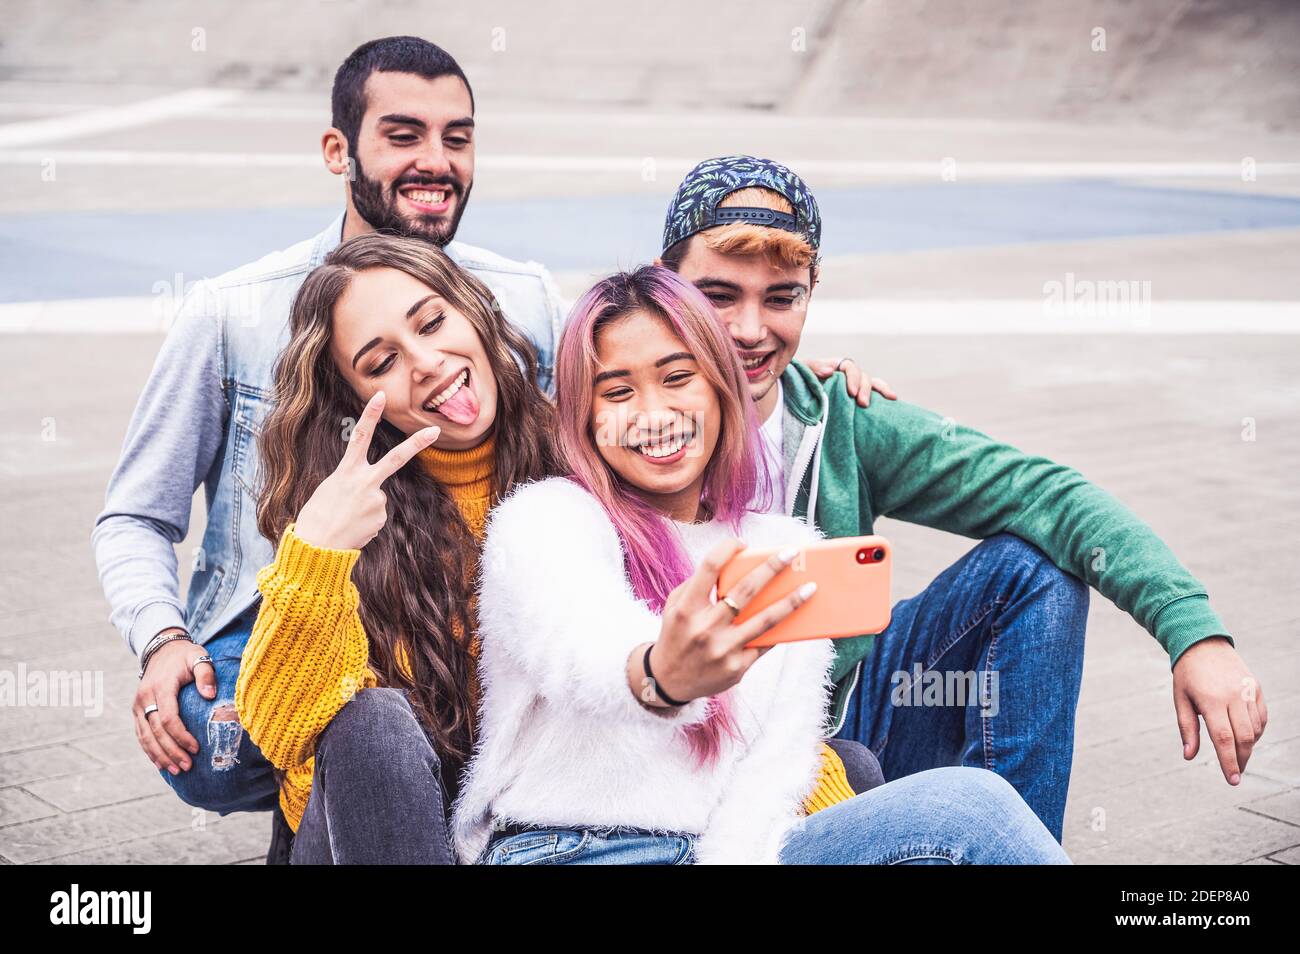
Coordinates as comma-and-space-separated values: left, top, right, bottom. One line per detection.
92, 213, 566, 656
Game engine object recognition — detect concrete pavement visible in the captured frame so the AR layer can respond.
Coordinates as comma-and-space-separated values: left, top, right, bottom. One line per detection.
1, 327, 1296, 863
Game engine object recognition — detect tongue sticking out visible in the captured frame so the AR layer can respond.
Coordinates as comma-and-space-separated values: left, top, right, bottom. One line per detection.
433, 378, 479, 425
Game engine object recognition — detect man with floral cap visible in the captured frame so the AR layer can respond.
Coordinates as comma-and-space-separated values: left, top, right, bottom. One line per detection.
656, 155, 1267, 842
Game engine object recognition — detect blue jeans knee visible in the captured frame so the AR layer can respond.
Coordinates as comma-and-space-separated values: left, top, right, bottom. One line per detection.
158, 622, 279, 815
933, 766, 1072, 864
779, 766, 1071, 865
976, 533, 1090, 631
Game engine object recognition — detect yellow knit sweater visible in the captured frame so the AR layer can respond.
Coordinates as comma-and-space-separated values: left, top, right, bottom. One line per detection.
235, 434, 853, 833
235, 436, 496, 832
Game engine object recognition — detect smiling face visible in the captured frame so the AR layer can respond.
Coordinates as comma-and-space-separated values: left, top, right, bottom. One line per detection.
672, 236, 813, 422
591, 309, 721, 522
342, 71, 475, 246
329, 265, 498, 449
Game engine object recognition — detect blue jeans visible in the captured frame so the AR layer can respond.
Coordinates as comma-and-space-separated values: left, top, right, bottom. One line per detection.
160, 605, 280, 815
780, 766, 1071, 864
481, 827, 697, 865
834, 533, 1090, 842
480, 767, 1068, 865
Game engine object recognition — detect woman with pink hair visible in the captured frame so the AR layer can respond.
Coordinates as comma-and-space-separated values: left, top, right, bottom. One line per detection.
451, 265, 1070, 865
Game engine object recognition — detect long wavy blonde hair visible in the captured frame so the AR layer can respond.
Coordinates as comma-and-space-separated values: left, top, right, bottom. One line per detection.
257, 233, 560, 766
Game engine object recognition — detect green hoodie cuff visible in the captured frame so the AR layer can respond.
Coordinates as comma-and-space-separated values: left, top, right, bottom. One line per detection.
1155, 594, 1233, 670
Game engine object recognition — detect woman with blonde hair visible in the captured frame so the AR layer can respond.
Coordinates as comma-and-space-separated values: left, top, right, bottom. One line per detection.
235, 232, 560, 863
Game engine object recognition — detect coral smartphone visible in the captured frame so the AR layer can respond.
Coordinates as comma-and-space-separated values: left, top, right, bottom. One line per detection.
716, 535, 892, 648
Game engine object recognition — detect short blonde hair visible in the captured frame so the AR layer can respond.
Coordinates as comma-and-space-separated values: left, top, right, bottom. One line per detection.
682, 187, 817, 270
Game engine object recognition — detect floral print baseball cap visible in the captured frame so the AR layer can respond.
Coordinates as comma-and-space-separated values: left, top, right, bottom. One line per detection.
662, 155, 821, 255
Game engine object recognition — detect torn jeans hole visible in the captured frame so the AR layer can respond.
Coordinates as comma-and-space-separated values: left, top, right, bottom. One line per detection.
208, 702, 244, 771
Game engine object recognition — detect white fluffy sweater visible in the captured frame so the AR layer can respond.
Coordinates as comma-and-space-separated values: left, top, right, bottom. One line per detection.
450, 476, 836, 865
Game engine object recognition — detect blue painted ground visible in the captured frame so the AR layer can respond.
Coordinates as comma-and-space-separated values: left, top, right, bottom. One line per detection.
3, 180, 1300, 303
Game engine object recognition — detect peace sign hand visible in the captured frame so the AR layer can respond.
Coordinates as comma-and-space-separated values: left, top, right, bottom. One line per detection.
292, 390, 441, 551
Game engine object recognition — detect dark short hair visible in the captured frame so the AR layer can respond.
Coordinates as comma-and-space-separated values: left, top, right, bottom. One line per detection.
330, 36, 474, 149
658, 238, 690, 272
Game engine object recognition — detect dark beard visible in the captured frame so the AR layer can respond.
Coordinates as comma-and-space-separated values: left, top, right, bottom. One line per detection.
348, 154, 472, 247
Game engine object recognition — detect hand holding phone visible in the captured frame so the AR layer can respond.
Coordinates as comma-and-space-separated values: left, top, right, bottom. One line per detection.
636, 539, 816, 707
717, 535, 892, 648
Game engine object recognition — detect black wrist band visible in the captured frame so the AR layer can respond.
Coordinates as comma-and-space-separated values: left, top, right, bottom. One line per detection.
642, 644, 687, 707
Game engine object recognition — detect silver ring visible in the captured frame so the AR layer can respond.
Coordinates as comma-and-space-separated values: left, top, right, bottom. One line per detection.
142, 703, 160, 717
721, 595, 741, 617
190, 654, 214, 672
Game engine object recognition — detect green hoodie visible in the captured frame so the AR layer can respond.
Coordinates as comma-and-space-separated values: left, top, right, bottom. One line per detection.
777, 360, 1232, 734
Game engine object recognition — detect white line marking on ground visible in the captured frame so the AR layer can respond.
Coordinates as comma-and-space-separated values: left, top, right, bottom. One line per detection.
1, 297, 1294, 334
0, 148, 1297, 179
0, 297, 176, 333
0, 103, 98, 117
808, 299, 1300, 334
0, 147, 318, 167
0, 89, 242, 148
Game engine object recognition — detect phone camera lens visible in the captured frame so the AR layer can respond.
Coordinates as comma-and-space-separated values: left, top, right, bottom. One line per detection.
872, 547, 885, 562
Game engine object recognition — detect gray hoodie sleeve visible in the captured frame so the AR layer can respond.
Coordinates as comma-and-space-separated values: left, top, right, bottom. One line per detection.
91, 281, 228, 657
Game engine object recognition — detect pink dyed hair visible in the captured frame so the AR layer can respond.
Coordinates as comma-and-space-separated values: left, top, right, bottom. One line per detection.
554, 264, 776, 767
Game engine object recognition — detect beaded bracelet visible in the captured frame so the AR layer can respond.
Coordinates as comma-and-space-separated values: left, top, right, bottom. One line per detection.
138, 631, 194, 679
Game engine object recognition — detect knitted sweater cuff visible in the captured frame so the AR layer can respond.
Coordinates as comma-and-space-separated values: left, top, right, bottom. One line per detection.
264, 523, 361, 596
802, 742, 856, 815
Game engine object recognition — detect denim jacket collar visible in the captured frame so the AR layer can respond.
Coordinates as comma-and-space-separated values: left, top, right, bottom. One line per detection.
309, 212, 346, 268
